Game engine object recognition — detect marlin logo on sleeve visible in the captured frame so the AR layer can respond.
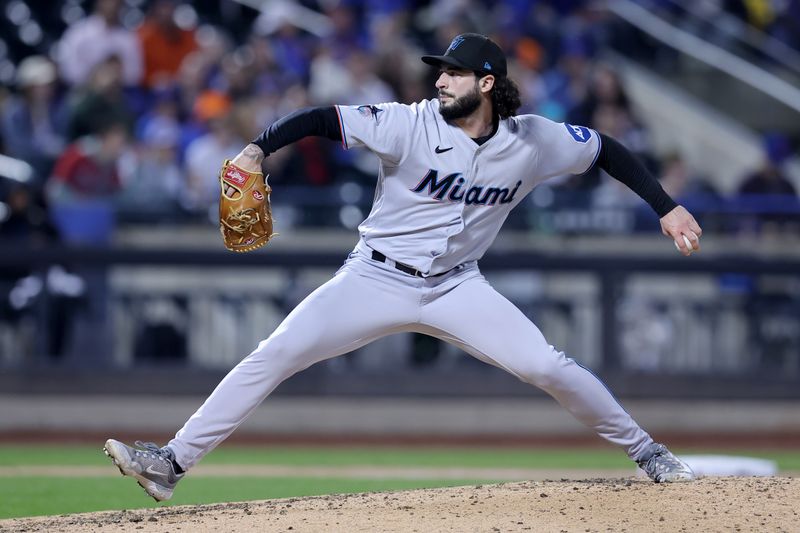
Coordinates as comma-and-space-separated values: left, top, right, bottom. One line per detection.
411, 170, 521, 206
357, 105, 384, 121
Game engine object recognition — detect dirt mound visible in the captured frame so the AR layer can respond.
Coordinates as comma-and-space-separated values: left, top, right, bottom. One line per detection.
2, 477, 797, 532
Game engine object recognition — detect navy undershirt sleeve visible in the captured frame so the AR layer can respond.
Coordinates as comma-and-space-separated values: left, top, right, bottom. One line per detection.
594, 133, 678, 218
252, 106, 342, 156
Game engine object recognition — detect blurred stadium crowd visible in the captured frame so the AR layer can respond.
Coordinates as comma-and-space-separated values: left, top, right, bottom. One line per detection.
0, 0, 798, 246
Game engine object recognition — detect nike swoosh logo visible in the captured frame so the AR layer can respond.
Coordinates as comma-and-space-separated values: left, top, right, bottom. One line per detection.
145, 465, 169, 478
435, 146, 453, 154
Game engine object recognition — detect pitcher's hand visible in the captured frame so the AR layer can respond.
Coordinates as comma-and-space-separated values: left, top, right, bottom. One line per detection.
660, 205, 702, 256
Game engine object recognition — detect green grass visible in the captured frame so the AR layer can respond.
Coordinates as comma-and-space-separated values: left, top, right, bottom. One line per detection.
0, 476, 486, 519
1, 444, 798, 520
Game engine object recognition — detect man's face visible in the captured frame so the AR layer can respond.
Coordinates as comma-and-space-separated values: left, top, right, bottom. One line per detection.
436, 66, 482, 121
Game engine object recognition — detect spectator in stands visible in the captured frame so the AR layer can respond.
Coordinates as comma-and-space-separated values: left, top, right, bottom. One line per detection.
322, 2, 368, 58
537, 38, 591, 121
0, 56, 67, 185
65, 55, 133, 141
308, 47, 353, 105
135, 85, 180, 145
510, 37, 550, 116
48, 120, 127, 199
137, 0, 198, 89
173, 29, 237, 151
194, 27, 235, 92
738, 134, 798, 197
217, 50, 257, 100
259, 17, 314, 84
57, 0, 143, 87
344, 49, 396, 104
174, 52, 213, 155
366, 10, 428, 103
523, 2, 571, 64
117, 116, 183, 219
309, 48, 395, 105
659, 153, 720, 201
46, 120, 128, 244
737, 133, 799, 233
248, 34, 294, 96
183, 91, 244, 215
568, 63, 631, 127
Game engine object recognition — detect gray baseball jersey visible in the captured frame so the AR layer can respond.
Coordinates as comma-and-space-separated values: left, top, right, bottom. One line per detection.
168, 100, 654, 471
335, 99, 600, 275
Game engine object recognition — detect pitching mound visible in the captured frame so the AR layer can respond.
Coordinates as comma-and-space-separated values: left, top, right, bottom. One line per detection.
2, 477, 797, 532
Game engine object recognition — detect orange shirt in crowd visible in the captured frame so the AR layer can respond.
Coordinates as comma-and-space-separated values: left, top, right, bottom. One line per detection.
137, 21, 197, 88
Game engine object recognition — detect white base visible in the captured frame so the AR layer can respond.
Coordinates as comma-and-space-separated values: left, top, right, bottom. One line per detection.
637, 455, 778, 477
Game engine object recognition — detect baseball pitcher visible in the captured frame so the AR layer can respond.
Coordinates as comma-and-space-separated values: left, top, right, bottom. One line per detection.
105, 33, 700, 501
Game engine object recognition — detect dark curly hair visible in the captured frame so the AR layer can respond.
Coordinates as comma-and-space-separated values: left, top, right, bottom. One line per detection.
486, 75, 521, 119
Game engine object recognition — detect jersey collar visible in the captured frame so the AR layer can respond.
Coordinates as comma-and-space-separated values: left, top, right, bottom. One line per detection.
432, 99, 509, 153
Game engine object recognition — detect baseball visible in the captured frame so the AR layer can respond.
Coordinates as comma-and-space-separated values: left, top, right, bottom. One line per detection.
674, 234, 695, 253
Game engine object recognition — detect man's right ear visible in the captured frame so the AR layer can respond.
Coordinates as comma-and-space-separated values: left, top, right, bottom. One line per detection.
479, 74, 495, 93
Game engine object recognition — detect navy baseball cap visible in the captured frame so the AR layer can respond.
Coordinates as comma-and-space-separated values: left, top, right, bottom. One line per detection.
422, 33, 507, 77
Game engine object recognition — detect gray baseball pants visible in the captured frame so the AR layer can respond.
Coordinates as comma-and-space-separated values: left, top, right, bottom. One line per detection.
168, 249, 653, 469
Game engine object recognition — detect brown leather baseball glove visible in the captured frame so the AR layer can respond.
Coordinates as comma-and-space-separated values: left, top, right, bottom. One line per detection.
218, 159, 275, 252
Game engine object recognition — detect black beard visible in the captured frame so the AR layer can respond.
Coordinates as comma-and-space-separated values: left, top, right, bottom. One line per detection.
439, 85, 482, 121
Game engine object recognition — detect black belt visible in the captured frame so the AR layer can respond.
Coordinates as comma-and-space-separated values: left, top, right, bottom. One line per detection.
370, 250, 450, 278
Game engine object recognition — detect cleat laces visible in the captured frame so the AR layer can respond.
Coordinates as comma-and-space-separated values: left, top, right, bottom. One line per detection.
134, 441, 173, 462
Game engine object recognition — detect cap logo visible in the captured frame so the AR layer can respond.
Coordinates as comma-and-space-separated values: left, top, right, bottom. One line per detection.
447, 36, 465, 53
483, 61, 492, 70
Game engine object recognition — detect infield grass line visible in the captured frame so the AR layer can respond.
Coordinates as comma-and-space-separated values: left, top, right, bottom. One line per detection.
0, 476, 491, 519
